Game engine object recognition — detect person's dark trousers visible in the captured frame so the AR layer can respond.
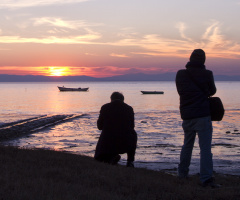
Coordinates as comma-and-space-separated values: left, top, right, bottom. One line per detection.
95, 148, 136, 163
127, 148, 136, 162
95, 154, 115, 163
178, 116, 213, 183
127, 132, 137, 162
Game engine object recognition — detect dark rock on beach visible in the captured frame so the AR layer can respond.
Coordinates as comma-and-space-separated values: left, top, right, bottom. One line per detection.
226, 131, 231, 134
0, 114, 86, 142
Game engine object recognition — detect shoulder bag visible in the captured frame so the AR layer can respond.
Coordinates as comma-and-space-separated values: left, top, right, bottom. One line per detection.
185, 70, 224, 121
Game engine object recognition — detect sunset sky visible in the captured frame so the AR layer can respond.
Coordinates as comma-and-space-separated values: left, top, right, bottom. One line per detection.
0, 0, 240, 77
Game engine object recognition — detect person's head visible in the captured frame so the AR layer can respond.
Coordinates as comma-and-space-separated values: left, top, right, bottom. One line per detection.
110, 92, 124, 102
190, 49, 206, 64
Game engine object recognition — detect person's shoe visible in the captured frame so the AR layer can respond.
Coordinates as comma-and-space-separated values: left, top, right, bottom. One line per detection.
178, 171, 188, 180
126, 161, 134, 168
110, 155, 121, 165
201, 177, 221, 188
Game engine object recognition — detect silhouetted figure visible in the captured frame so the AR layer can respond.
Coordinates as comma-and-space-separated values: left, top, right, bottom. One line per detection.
176, 49, 220, 188
94, 92, 137, 167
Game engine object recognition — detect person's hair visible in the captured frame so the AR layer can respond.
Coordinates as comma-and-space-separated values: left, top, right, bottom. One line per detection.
110, 92, 124, 102
190, 49, 206, 64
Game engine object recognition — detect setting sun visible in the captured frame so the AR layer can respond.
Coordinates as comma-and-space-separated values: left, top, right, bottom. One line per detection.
47, 67, 72, 76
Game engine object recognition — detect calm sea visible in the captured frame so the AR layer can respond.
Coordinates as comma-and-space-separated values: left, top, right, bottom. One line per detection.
0, 81, 240, 175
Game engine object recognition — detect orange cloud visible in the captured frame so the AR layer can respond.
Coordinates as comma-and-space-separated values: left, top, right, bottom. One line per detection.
110, 53, 129, 58
0, 66, 171, 77
110, 21, 240, 60
0, 0, 88, 9
0, 34, 101, 44
0, 66, 74, 76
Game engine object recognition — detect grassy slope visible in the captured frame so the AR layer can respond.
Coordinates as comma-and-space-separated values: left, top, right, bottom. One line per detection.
0, 146, 239, 200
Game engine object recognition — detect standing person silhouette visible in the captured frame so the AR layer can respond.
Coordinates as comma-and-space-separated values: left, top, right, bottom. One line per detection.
175, 49, 220, 188
94, 92, 137, 167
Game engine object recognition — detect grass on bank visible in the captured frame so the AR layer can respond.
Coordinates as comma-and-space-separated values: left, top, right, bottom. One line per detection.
0, 145, 239, 200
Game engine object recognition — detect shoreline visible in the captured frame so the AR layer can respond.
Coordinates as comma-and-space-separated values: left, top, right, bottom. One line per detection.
1, 111, 240, 177
2, 145, 240, 179
0, 145, 239, 200
2, 143, 240, 178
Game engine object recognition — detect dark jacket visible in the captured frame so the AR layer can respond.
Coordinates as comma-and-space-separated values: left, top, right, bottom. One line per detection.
175, 61, 216, 120
94, 100, 137, 159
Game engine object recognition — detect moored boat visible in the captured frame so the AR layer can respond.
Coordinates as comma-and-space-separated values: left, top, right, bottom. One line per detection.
58, 86, 89, 92
141, 91, 164, 94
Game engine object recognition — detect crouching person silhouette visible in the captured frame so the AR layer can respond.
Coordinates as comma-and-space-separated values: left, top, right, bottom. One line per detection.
94, 92, 137, 167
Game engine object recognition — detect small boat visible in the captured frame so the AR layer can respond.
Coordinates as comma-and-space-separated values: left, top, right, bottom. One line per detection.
58, 86, 89, 92
141, 91, 164, 94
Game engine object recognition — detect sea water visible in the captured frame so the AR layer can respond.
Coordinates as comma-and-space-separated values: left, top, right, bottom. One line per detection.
0, 81, 240, 175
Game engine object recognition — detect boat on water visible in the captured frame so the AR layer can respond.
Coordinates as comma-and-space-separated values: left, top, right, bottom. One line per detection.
58, 86, 89, 92
141, 91, 164, 94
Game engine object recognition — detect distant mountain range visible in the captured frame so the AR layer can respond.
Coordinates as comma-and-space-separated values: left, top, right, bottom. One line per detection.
0, 73, 240, 82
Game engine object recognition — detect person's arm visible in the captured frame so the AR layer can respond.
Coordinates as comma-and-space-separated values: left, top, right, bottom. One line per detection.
130, 107, 135, 129
208, 71, 217, 97
175, 70, 184, 95
97, 107, 104, 130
